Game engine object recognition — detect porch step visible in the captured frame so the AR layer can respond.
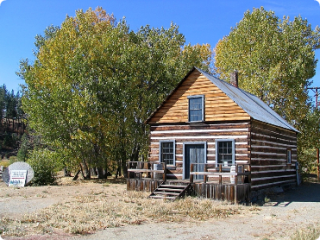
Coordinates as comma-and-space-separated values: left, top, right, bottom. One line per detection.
149, 182, 192, 201
160, 184, 187, 188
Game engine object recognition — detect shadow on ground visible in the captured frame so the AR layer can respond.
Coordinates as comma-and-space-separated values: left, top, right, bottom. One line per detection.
268, 181, 320, 205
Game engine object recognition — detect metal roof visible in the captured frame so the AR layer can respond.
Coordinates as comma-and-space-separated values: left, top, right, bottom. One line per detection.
196, 68, 299, 132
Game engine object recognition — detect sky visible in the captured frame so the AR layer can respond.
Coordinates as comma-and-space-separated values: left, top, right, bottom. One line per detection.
0, 0, 319, 101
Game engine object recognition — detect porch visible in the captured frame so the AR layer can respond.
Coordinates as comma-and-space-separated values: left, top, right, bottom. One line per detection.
126, 161, 251, 203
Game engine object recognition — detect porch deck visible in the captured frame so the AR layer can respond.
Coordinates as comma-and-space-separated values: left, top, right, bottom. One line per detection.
127, 161, 251, 203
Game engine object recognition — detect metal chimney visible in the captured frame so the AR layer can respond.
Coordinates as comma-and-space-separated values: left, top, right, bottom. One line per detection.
230, 71, 238, 88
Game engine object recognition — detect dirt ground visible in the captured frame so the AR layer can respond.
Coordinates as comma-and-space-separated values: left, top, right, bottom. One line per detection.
1, 178, 320, 240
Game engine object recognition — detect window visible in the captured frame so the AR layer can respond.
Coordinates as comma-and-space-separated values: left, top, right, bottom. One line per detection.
188, 95, 204, 122
287, 149, 292, 164
215, 139, 235, 166
160, 140, 175, 166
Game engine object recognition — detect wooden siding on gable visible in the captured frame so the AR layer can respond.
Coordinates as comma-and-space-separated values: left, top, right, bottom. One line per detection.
250, 120, 297, 189
148, 70, 250, 124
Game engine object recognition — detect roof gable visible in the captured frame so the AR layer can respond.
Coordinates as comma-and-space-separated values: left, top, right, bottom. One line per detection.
146, 67, 298, 133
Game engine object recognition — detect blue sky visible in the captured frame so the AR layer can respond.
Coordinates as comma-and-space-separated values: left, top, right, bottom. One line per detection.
0, 0, 319, 101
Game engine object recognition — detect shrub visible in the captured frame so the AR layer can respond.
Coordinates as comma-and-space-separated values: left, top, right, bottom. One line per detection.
3, 132, 18, 148
17, 133, 29, 162
27, 149, 60, 185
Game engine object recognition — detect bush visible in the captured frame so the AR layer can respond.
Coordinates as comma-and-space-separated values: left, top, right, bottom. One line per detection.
17, 133, 29, 162
3, 132, 18, 148
27, 149, 60, 185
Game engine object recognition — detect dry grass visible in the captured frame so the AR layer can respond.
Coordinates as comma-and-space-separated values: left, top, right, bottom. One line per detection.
0, 183, 252, 238
291, 224, 320, 240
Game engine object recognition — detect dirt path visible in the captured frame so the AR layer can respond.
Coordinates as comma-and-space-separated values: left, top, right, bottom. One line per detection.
1, 180, 320, 240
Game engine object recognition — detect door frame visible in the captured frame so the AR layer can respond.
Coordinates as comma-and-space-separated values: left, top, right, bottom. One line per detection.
183, 142, 207, 180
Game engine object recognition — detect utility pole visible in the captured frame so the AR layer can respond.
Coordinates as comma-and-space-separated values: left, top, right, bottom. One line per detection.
308, 87, 320, 180
308, 87, 320, 108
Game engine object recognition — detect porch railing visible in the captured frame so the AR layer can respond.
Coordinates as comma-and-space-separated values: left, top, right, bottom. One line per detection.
127, 161, 166, 182
190, 163, 251, 184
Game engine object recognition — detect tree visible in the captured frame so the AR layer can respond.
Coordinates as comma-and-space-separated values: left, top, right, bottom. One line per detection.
0, 85, 6, 127
19, 7, 213, 178
214, 7, 320, 171
215, 7, 320, 122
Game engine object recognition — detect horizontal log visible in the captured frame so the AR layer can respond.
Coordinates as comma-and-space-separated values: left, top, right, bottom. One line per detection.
251, 171, 295, 179
252, 120, 297, 136
251, 175, 296, 186
191, 172, 250, 176
251, 179, 296, 190
150, 122, 251, 131
151, 131, 249, 138
127, 169, 164, 173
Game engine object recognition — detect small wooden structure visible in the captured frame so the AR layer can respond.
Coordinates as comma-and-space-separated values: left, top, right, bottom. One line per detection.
128, 67, 299, 202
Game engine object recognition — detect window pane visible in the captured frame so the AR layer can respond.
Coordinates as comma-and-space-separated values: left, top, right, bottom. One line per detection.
161, 142, 174, 165
287, 150, 292, 164
218, 141, 233, 165
189, 97, 203, 122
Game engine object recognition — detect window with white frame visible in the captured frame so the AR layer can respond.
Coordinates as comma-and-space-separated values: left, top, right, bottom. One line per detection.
215, 139, 235, 166
188, 95, 204, 122
160, 140, 175, 166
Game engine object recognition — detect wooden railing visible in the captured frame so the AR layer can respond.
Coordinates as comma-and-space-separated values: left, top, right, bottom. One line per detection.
190, 163, 251, 184
127, 161, 166, 182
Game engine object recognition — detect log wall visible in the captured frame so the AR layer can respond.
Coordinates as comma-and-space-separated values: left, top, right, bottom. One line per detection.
148, 121, 251, 180
148, 70, 250, 124
250, 120, 297, 190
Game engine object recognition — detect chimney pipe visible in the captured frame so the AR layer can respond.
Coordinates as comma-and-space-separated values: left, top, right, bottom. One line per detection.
230, 71, 238, 88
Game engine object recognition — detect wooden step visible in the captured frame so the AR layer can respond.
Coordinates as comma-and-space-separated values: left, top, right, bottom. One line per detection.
160, 184, 188, 188
153, 191, 181, 196
149, 195, 176, 200
149, 182, 192, 201
156, 188, 184, 192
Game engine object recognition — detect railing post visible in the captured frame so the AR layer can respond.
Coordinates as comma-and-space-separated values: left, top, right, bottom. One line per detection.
127, 162, 130, 179
190, 163, 194, 183
162, 162, 166, 182
204, 164, 207, 183
234, 164, 238, 203
151, 163, 154, 180
219, 164, 222, 172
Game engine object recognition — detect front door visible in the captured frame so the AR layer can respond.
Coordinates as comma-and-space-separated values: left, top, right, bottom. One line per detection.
184, 144, 205, 180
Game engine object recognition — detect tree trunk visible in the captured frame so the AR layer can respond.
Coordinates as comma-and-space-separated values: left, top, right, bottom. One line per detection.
97, 167, 105, 179
63, 167, 71, 177
73, 170, 81, 180
80, 161, 90, 179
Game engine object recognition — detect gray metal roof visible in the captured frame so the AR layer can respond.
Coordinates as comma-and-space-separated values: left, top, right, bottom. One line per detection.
196, 68, 299, 132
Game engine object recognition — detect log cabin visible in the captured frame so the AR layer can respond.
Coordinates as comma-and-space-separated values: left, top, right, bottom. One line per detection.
128, 67, 299, 202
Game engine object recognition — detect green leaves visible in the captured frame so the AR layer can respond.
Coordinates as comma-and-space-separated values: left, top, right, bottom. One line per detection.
214, 7, 320, 170
20, 7, 213, 175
